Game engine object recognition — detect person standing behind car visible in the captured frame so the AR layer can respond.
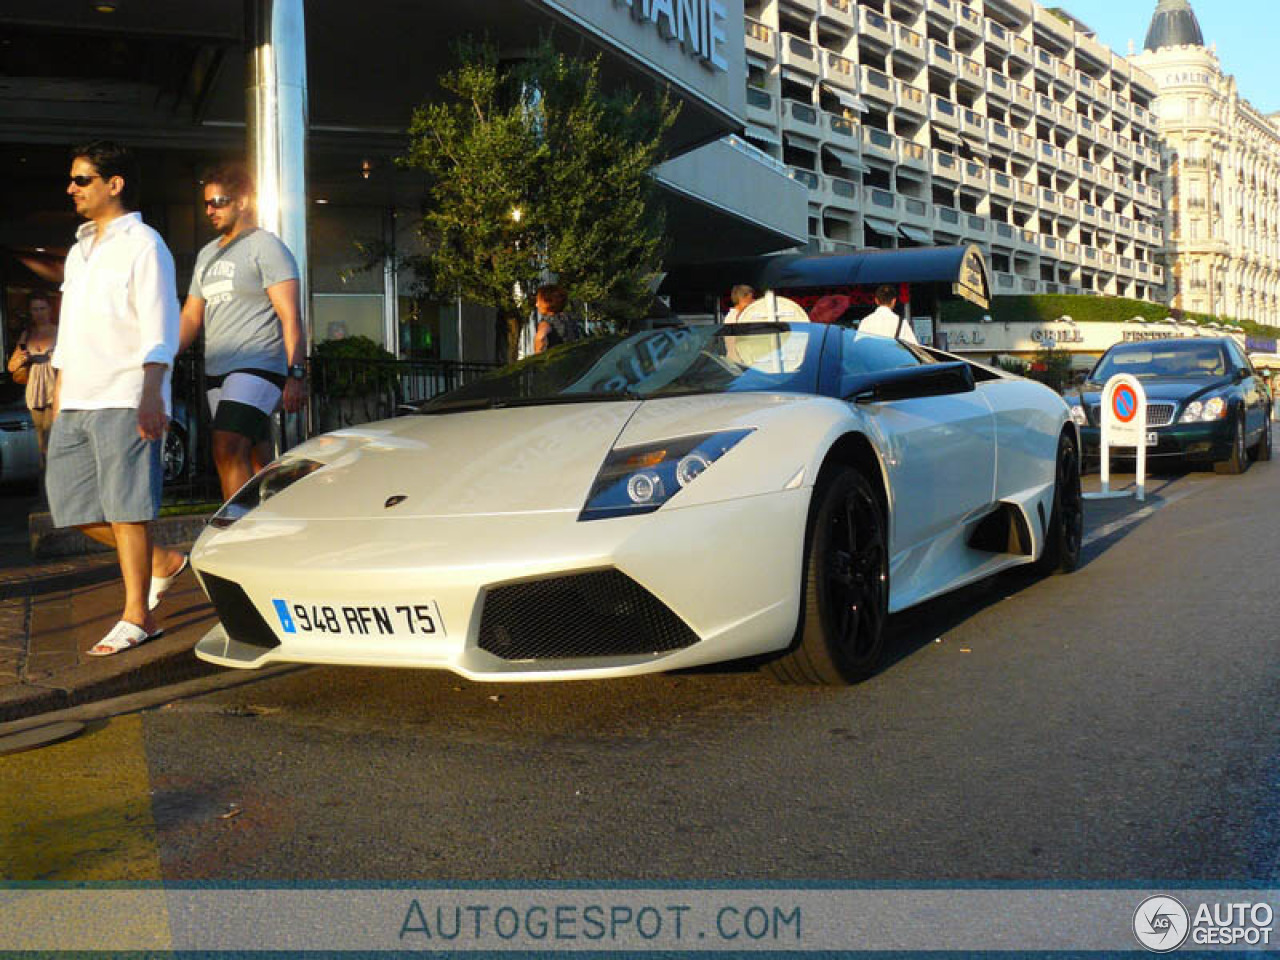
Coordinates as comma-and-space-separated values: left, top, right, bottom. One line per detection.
7, 293, 59, 466
858, 284, 918, 344
178, 163, 306, 500
532, 284, 579, 353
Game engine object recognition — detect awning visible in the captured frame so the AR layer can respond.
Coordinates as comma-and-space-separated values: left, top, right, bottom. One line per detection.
863, 216, 899, 235
744, 124, 781, 146
780, 67, 815, 86
822, 145, 869, 173
933, 129, 962, 148
782, 131, 818, 149
821, 83, 868, 113
660, 244, 993, 310
899, 225, 934, 243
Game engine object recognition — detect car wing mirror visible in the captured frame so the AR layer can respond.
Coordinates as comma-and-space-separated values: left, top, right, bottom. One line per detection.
847, 361, 976, 404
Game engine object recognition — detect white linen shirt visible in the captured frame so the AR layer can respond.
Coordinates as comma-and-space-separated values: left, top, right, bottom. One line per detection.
858, 304, 918, 344
54, 212, 180, 413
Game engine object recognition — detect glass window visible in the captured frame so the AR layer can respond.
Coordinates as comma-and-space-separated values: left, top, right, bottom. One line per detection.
838, 328, 923, 396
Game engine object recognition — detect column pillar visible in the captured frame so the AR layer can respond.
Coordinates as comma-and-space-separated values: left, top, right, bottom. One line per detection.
246, 0, 310, 350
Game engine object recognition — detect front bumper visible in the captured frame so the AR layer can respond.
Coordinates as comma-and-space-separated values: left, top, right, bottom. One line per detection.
191, 489, 810, 681
1080, 419, 1234, 464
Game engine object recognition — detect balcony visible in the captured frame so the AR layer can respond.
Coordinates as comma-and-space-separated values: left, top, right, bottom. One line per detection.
1076, 71, 1095, 99
780, 33, 821, 76
745, 18, 777, 60
930, 94, 959, 128
1013, 83, 1034, 110
1040, 187, 1061, 213
817, 0, 855, 30
824, 51, 858, 91
1060, 195, 1078, 217
865, 185, 900, 215
861, 66, 896, 107
1015, 179, 1037, 206
1058, 152, 1078, 176
986, 69, 1011, 102
962, 159, 987, 189
858, 7, 894, 47
746, 86, 775, 126
1040, 234, 1059, 254
984, 19, 1011, 55
932, 149, 961, 182
958, 54, 984, 88
861, 125, 897, 162
928, 40, 957, 77
1016, 131, 1034, 154
965, 213, 990, 241
1036, 140, 1056, 166
900, 140, 929, 172
781, 99, 821, 136
995, 270, 1017, 291
1081, 203, 1098, 225
826, 112, 857, 141
895, 24, 926, 62
789, 167, 820, 191
897, 82, 927, 118
829, 175, 859, 208
993, 221, 1017, 246
960, 108, 985, 139
1034, 47, 1057, 80
1036, 94, 1057, 123
988, 119, 1013, 150
934, 205, 962, 229
1033, 5, 1073, 47
925, 0, 955, 24
1153, 264, 1165, 283
1009, 35, 1033, 68
991, 170, 1015, 199
901, 196, 931, 230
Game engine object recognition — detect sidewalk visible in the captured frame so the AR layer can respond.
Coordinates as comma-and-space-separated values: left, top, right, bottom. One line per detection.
0, 516, 220, 723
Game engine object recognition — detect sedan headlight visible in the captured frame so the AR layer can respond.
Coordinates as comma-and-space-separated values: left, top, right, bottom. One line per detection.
580, 429, 753, 521
209, 459, 324, 528
1067, 402, 1088, 427
1179, 396, 1228, 423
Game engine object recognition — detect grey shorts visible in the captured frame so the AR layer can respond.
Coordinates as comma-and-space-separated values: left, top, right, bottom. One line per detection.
46, 409, 163, 527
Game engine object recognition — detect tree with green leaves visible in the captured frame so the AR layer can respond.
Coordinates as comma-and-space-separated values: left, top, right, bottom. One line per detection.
402, 39, 678, 361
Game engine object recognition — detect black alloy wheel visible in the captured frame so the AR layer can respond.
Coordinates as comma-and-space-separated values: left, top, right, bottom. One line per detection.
1035, 430, 1084, 575
1215, 410, 1248, 475
163, 423, 189, 484
767, 466, 889, 685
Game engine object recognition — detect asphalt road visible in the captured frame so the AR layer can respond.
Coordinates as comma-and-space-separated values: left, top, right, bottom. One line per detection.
4, 462, 1279, 883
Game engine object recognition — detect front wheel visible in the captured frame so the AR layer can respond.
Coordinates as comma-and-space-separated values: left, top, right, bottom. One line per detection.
1214, 411, 1247, 475
1034, 431, 1083, 576
767, 467, 890, 685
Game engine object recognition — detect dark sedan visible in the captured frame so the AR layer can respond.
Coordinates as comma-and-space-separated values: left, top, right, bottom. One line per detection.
1068, 337, 1272, 474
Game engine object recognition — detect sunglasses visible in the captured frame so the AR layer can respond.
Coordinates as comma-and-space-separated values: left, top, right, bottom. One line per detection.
205, 196, 234, 209
69, 174, 102, 187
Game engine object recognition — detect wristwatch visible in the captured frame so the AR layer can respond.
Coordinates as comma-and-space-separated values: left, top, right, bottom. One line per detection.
287, 364, 307, 380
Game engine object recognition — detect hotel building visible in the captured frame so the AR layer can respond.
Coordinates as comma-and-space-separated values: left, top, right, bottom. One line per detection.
1132, 0, 1280, 325
740, 0, 1167, 301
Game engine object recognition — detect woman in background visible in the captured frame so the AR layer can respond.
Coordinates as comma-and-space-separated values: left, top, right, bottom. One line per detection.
7, 292, 59, 466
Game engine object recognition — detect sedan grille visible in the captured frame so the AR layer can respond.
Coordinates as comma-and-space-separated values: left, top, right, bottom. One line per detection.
200, 572, 282, 650
478, 570, 699, 661
1089, 402, 1177, 428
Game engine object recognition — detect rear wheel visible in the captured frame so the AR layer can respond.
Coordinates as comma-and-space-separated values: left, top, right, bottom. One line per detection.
767, 467, 889, 685
1250, 414, 1271, 462
1214, 410, 1247, 475
1034, 431, 1083, 576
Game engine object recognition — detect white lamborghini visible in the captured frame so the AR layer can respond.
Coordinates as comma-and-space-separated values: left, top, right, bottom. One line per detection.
191, 320, 1082, 685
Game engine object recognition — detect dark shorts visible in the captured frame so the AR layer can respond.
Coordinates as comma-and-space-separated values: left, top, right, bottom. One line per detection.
45, 409, 163, 527
207, 369, 285, 443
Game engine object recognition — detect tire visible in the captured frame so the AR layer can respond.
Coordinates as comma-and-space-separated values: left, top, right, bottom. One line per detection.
1034, 430, 1084, 576
163, 423, 189, 483
767, 466, 890, 685
1250, 413, 1271, 462
1214, 410, 1247, 475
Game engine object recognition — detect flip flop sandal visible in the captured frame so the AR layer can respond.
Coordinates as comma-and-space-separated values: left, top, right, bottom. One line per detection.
87, 620, 164, 657
148, 554, 190, 611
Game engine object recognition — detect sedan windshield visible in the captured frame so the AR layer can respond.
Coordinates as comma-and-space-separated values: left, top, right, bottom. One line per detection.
1090, 342, 1229, 382
418, 324, 825, 412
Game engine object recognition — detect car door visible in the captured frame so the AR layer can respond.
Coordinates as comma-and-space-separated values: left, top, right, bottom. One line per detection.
837, 329, 996, 569
1226, 340, 1265, 443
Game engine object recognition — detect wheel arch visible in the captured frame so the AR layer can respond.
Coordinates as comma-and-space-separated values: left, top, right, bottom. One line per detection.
814, 432, 891, 538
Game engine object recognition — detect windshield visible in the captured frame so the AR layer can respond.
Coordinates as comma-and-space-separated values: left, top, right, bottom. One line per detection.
1089, 342, 1229, 382
418, 324, 826, 412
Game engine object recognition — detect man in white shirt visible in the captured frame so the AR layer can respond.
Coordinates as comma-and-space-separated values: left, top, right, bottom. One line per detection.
723, 284, 756, 324
47, 140, 187, 656
859, 284, 918, 344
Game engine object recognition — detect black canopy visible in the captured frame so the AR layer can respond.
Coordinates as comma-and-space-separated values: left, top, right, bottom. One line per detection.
662, 244, 991, 309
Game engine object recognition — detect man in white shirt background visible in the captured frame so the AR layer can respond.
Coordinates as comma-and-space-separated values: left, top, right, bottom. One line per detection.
858, 284, 918, 344
47, 140, 187, 656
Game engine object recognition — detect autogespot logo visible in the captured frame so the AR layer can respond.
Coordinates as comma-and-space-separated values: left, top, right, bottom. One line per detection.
1134, 895, 1191, 952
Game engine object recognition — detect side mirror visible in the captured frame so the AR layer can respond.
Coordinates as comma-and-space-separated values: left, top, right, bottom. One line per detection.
848, 362, 976, 404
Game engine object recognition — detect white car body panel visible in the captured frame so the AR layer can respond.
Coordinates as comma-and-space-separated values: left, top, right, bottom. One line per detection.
192, 330, 1073, 681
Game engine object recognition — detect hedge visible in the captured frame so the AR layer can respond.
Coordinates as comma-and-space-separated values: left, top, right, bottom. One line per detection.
940, 294, 1280, 339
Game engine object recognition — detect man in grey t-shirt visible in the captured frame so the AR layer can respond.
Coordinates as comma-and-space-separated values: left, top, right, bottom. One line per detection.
179, 163, 306, 499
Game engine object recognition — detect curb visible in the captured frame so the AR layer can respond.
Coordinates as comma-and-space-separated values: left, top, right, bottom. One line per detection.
28, 511, 212, 561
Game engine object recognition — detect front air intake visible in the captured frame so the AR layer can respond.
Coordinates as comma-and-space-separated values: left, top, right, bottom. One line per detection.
200, 572, 282, 651
478, 570, 699, 661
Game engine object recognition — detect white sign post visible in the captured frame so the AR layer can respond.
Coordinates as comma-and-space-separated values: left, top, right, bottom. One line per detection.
1085, 373, 1147, 502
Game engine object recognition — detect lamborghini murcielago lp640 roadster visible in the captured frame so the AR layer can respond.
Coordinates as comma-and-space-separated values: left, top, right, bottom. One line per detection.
191, 321, 1083, 685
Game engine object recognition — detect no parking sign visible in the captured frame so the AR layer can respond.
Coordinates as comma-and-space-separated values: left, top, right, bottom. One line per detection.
1089, 373, 1147, 501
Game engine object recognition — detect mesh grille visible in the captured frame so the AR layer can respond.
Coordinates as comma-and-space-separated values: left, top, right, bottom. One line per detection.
1090, 402, 1176, 427
200, 572, 282, 650
478, 570, 699, 661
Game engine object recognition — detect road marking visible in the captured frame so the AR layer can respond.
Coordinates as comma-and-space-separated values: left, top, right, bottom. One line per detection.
0, 714, 166, 885
1082, 483, 1205, 548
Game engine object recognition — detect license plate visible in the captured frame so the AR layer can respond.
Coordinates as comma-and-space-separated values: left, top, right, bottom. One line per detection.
1147, 432, 1159, 447
271, 599, 445, 638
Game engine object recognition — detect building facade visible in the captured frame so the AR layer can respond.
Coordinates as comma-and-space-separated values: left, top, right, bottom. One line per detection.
740, 0, 1167, 302
1132, 0, 1280, 326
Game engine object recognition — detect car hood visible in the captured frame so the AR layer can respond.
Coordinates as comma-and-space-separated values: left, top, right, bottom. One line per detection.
1078, 376, 1234, 406
256, 394, 808, 519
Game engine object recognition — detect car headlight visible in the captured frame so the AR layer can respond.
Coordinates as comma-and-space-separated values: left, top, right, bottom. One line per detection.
580, 429, 754, 521
1068, 402, 1088, 427
1179, 396, 1228, 423
209, 459, 324, 528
